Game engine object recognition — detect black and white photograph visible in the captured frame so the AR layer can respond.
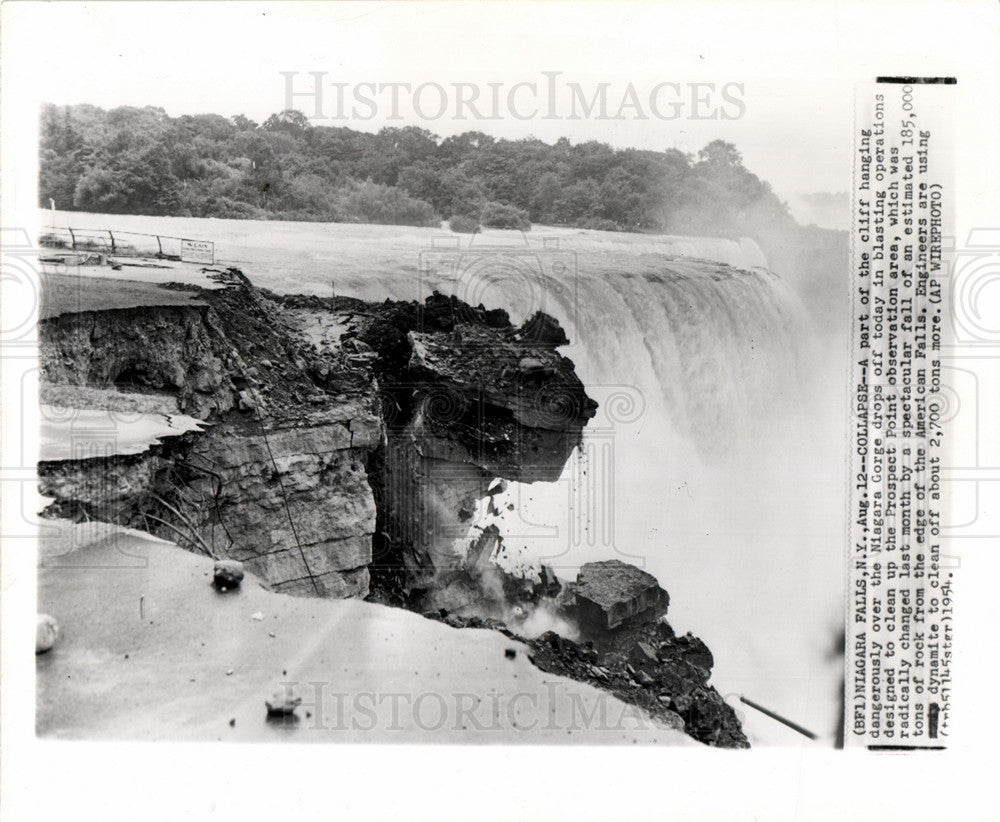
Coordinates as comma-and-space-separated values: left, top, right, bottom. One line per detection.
1, 2, 998, 820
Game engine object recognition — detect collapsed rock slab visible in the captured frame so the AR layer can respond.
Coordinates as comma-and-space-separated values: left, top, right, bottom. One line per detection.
465, 524, 501, 575
574, 560, 670, 632
536, 564, 561, 597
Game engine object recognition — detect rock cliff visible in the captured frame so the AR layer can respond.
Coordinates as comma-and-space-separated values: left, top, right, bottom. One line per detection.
36, 271, 746, 747
37, 276, 595, 599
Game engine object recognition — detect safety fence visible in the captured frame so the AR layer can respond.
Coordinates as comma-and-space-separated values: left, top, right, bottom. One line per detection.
39, 227, 215, 264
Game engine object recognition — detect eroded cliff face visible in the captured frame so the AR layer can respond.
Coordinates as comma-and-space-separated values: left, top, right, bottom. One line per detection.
37, 278, 595, 599
37, 273, 747, 747
341, 294, 596, 593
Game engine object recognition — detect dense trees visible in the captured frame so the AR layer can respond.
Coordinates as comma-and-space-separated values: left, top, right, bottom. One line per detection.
39, 103, 796, 236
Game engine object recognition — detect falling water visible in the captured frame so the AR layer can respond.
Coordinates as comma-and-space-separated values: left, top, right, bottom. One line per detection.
417, 231, 845, 746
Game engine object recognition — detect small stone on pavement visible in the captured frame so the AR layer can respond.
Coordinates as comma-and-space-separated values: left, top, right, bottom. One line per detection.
265, 684, 302, 716
213, 560, 245, 589
36, 614, 59, 654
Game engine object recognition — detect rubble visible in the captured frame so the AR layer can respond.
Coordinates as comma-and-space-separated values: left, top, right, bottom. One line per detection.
634, 669, 656, 687
659, 632, 714, 683
420, 553, 748, 748
629, 640, 659, 672
524, 622, 747, 748
573, 560, 670, 632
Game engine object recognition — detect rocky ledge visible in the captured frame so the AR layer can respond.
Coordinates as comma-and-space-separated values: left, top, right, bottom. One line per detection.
36, 270, 746, 747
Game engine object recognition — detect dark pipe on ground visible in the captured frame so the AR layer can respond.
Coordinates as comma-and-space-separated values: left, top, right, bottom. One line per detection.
739, 695, 818, 740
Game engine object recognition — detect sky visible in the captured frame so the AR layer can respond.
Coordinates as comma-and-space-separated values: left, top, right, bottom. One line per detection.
6, 1, 991, 229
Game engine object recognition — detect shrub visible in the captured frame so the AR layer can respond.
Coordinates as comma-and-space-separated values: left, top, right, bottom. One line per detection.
480, 201, 531, 231
200, 196, 268, 220
449, 214, 481, 234
338, 180, 439, 227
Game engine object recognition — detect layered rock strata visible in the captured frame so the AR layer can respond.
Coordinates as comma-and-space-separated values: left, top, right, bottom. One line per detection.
38, 278, 594, 598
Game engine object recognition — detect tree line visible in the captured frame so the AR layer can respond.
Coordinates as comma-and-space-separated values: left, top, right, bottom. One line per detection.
40, 103, 797, 236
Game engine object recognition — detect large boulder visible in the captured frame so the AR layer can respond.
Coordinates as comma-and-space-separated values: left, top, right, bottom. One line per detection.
573, 560, 669, 632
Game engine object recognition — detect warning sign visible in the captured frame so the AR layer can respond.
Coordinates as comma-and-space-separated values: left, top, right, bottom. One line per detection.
181, 239, 214, 264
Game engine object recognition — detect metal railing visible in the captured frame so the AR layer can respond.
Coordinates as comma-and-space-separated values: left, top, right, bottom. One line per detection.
39, 227, 214, 264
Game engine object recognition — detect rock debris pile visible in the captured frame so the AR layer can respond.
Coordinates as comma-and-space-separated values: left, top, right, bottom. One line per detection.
425, 558, 748, 748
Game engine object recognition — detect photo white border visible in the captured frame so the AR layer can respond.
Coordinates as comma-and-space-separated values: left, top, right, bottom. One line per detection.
2, 2, 998, 819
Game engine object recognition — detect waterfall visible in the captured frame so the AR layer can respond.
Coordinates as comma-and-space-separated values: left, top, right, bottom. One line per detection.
410, 230, 844, 746
40, 211, 846, 744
